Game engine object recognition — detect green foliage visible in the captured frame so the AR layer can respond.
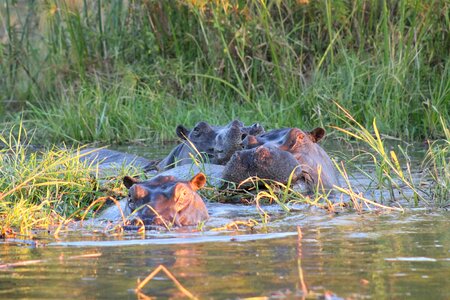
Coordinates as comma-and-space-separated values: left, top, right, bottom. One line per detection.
0, 123, 124, 234
422, 117, 450, 206
0, 0, 448, 142
332, 102, 449, 207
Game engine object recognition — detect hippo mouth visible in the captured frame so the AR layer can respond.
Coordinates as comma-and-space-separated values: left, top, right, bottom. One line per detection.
127, 201, 159, 225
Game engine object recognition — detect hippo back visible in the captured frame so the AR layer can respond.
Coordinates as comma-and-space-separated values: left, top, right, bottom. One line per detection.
79, 148, 155, 175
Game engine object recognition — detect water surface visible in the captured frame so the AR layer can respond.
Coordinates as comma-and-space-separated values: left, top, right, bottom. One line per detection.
1, 208, 448, 299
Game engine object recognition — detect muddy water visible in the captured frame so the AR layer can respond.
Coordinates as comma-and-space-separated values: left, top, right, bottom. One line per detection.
1, 144, 449, 299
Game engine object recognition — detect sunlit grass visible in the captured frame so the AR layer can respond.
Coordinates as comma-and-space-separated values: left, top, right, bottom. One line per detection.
0, 124, 132, 235
331, 102, 449, 207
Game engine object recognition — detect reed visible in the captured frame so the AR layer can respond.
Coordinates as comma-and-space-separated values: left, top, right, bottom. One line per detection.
0, 0, 447, 142
0, 123, 129, 235
422, 117, 450, 207
331, 102, 449, 207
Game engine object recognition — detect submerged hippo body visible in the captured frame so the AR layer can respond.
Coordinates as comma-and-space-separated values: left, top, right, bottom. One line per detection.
157, 120, 264, 170
244, 127, 340, 190
123, 173, 209, 226
79, 148, 155, 174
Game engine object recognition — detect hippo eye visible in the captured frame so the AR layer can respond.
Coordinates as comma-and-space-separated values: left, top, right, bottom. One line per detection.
192, 127, 201, 136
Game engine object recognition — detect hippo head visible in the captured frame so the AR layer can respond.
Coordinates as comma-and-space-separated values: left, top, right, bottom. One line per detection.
278, 127, 339, 190
241, 122, 265, 136
123, 173, 209, 226
214, 120, 245, 164
222, 145, 302, 186
176, 121, 217, 159
214, 120, 265, 165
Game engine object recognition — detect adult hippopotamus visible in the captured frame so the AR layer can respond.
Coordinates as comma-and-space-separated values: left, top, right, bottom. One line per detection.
157, 120, 264, 170
214, 120, 264, 164
157, 145, 305, 189
243, 127, 340, 190
222, 145, 303, 186
78, 148, 156, 175
122, 172, 209, 226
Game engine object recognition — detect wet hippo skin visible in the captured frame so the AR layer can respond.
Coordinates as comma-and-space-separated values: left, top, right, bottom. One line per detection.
157, 120, 264, 170
123, 173, 209, 226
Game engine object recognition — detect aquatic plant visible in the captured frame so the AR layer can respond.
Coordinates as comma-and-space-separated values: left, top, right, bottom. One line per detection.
332, 102, 449, 207
422, 117, 450, 207
0, 124, 132, 235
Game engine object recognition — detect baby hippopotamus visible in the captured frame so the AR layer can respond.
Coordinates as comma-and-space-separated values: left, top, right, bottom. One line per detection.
123, 173, 209, 226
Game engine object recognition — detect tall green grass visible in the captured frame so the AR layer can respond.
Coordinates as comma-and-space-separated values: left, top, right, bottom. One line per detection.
0, 0, 448, 143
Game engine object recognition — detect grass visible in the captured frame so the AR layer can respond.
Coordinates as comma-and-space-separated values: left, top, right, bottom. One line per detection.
0, 123, 141, 236
0, 0, 448, 143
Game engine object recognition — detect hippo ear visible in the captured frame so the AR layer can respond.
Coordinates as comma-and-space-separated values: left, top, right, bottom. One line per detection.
133, 185, 149, 199
176, 125, 190, 140
189, 172, 206, 191
279, 128, 303, 152
123, 176, 139, 189
309, 127, 326, 143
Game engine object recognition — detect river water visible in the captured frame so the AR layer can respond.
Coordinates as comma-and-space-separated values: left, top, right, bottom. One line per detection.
0, 143, 449, 299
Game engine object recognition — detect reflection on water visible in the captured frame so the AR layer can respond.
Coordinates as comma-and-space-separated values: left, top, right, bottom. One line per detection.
1, 209, 449, 299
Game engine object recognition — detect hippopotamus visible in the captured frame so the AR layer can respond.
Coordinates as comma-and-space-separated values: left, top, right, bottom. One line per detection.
156, 145, 305, 188
221, 145, 303, 186
214, 120, 265, 164
78, 148, 156, 174
122, 172, 209, 226
243, 127, 340, 190
157, 120, 264, 170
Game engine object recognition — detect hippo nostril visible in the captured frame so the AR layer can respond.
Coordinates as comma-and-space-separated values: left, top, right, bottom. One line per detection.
241, 133, 247, 140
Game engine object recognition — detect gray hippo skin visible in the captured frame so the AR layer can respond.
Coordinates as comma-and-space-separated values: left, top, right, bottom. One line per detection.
243, 127, 340, 190
157, 120, 264, 170
123, 172, 209, 226
157, 121, 217, 170
79, 148, 155, 175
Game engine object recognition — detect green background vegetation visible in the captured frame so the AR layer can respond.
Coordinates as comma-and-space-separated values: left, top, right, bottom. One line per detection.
1, 0, 448, 143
